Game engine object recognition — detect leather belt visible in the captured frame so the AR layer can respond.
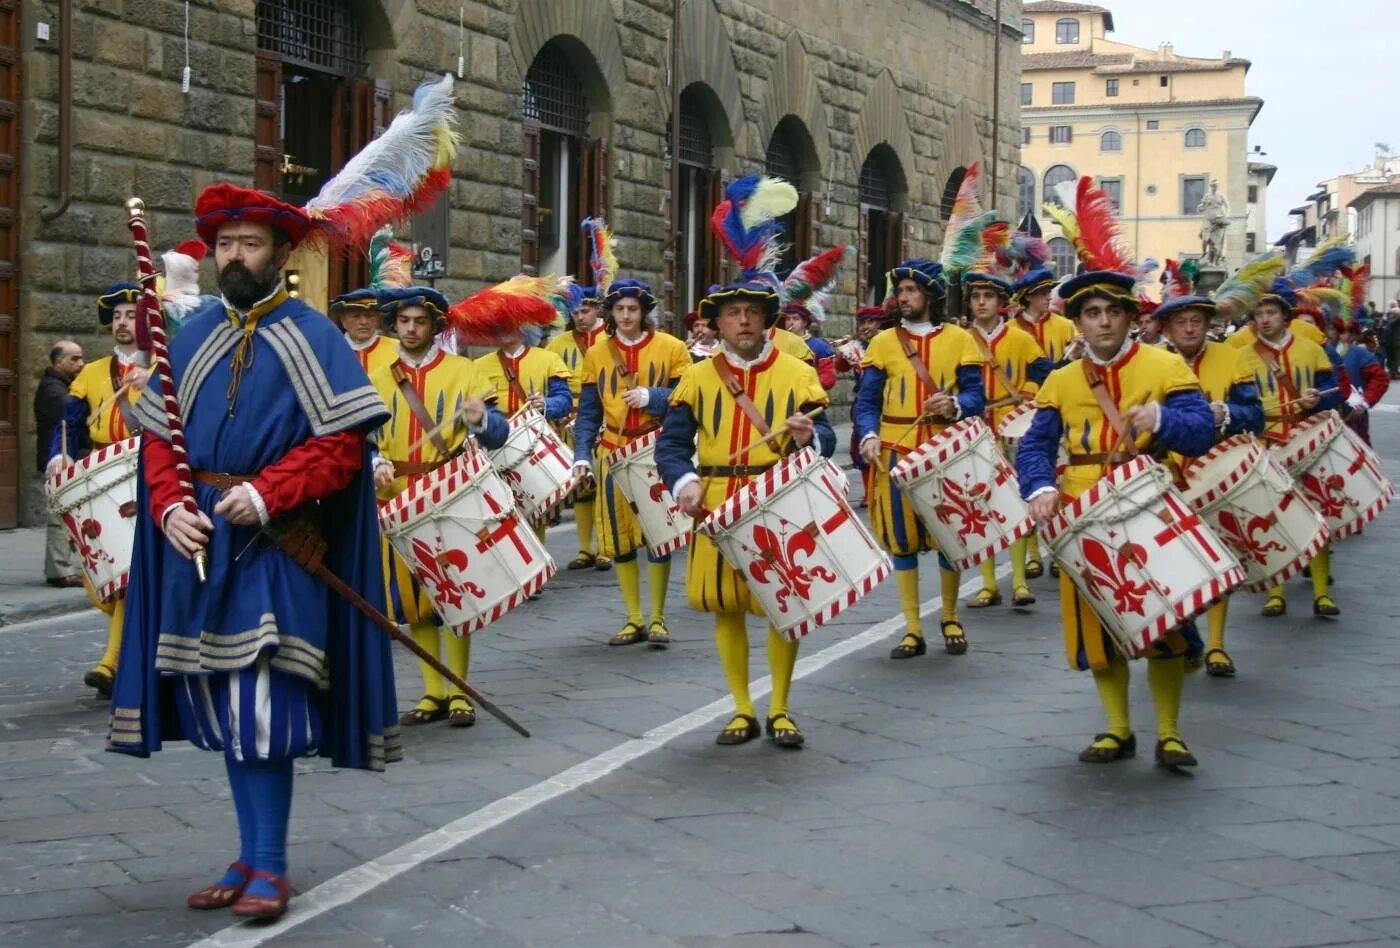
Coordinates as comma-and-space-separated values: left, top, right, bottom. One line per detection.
392, 459, 447, 478
193, 470, 254, 490
880, 412, 924, 424
698, 464, 774, 478
1063, 452, 1135, 467
605, 422, 659, 439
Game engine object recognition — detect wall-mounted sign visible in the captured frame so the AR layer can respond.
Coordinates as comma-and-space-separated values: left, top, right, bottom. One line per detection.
412, 192, 450, 281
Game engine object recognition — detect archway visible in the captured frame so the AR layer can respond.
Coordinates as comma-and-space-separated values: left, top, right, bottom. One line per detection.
765, 115, 822, 275
673, 83, 735, 312
858, 145, 908, 305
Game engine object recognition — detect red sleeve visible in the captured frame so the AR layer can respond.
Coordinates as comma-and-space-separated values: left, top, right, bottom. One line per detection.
1362, 361, 1390, 406
143, 434, 186, 522
816, 356, 837, 390
250, 429, 366, 519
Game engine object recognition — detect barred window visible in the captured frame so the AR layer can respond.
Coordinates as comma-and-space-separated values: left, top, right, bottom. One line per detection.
859, 153, 895, 211
256, 0, 364, 77
765, 123, 801, 183
678, 91, 713, 168
523, 41, 588, 137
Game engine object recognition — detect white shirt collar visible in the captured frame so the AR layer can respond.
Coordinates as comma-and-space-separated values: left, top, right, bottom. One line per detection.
900, 319, 941, 338
974, 321, 1005, 342
1258, 330, 1291, 351
345, 333, 378, 352
399, 342, 440, 368
615, 330, 648, 348
113, 346, 142, 367
1020, 308, 1049, 324
720, 340, 773, 368
220, 280, 286, 321
1087, 336, 1136, 367
500, 344, 527, 360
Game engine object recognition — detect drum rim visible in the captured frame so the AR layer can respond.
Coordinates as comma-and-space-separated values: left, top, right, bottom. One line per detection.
378, 449, 500, 528
890, 415, 990, 484
1273, 412, 1342, 473
696, 446, 822, 535
1041, 454, 1159, 543
1181, 434, 1266, 508
603, 428, 660, 467
47, 436, 141, 492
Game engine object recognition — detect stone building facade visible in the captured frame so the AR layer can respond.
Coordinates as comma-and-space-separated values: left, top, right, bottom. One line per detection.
8, 0, 1021, 525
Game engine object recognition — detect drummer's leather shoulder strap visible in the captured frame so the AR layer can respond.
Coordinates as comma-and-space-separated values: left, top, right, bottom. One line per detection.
1252, 341, 1301, 404
496, 351, 531, 408
709, 354, 771, 438
1080, 358, 1137, 457
605, 336, 639, 389
895, 327, 940, 393
969, 327, 1003, 377
109, 358, 142, 435
392, 361, 451, 457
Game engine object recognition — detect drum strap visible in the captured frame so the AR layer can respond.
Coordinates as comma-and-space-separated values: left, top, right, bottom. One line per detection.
710, 353, 771, 438
1252, 341, 1301, 405
392, 362, 451, 458
109, 358, 142, 436
969, 329, 1004, 379
606, 338, 639, 389
496, 352, 532, 410
895, 328, 940, 393
1080, 359, 1137, 458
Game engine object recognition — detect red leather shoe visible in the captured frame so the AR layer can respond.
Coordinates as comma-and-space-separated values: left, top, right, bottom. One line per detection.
186, 862, 251, 910
230, 870, 292, 920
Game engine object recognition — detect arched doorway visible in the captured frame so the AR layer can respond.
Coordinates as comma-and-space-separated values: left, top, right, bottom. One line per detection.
671, 83, 732, 313
764, 115, 820, 276
857, 146, 906, 305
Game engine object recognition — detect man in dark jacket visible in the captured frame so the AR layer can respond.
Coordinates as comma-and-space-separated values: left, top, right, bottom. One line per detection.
35, 340, 84, 586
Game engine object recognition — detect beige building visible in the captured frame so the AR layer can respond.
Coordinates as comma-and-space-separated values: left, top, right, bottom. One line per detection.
1018, 2, 1263, 276
1277, 154, 1400, 262
1351, 184, 1400, 308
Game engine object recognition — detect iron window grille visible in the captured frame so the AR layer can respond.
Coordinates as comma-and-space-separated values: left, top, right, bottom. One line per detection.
523, 42, 588, 137
256, 0, 365, 77
859, 154, 895, 211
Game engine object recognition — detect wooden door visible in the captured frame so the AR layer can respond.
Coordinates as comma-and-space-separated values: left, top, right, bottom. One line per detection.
0, 0, 17, 524
520, 119, 540, 275
254, 53, 282, 192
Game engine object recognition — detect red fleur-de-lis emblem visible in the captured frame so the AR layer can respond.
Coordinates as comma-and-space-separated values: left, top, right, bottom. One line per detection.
747, 525, 837, 612
1213, 510, 1287, 566
933, 479, 1006, 544
1299, 471, 1347, 520
410, 537, 486, 610
62, 512, 113, 573
1078, 537, 1153, 615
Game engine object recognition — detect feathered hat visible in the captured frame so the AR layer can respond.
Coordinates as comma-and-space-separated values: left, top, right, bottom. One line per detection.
97, 282, 140, 326
195, 74, 458, 251
1259, 238, 1355, 315
1045, 176, 1155, 318
938, 162, 999, 284
331, 228, 414, 318
1154, 259, 1214, 322
581, 217, 618, 305
445, 275, 564, 348
782, 245, 853, 325
698, 279, 781, 324
996, 230, 1052, 282
1209, 254, 1285, 322
704, 174, 800, 328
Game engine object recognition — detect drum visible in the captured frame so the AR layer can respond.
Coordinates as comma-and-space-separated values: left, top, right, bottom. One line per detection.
1270, 413, 1394, 541
697, 448, 891, 641
47, 437, 140, 603
1043, 456, 1245, 659
1182, 435, 1329, 592
996, 402, 1037, 441
379, 448, 555, 634
604, 430, 691, 558
888, 417, 1033, 571
488, 408, 581, 524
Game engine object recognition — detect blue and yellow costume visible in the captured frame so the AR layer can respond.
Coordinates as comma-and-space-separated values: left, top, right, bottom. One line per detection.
369, 286, 509, 727
656, 280, 835, 746
48, 283, 147, 696
770, 325, 818, 366
962, 272, 1053, 607
544, 286, 607, 569
853, 260, 985, 658
332, 288, 402, 375
1013, 267, 1079, 364
574, 279, 692, 645
1016, 269, 1216, 768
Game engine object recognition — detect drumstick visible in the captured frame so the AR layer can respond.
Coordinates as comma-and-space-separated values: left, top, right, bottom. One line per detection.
87, 382, 132, 427
1107, 394, 1153, 460
723, 407, 826, 464
1275, 386, 1340, 412
404, 406, 490, 458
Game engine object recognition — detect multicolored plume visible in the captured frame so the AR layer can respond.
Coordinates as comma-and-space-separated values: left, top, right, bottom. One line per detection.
1284, 237, 1355, 290
941, 211, 1003, 278
581, 217, 619, 297
1160, 259, 1195, 303
783, 245, 853, 322
1211, 253, 1285, 319
710, 175, 799, 275
994, 230, 1051, 276
445, 274, 564, 347
304, 73, 459, 250
367, 228, 413, 290
1069, 176, 1134, 275
1341, 263, 1371, 318
1296, 285, 1351, 320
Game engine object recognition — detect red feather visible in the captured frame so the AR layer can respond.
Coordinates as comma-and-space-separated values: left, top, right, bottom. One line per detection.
1344, 263, 1370, 313
445, 283, 560, 348
1073, 176, 1134, 274
710, 199, 753, 269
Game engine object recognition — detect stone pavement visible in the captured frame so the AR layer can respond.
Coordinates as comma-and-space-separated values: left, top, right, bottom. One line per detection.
2, 414, 1400, 948
0, 525, 90, 626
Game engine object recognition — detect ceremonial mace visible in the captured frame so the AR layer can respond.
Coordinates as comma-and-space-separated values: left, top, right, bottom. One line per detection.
126, 197, 208, 582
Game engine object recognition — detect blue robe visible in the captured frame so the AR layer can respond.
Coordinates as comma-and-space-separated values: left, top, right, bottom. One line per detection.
108, 295, 401, 771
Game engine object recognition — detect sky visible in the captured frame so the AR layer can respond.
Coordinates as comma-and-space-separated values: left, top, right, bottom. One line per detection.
1096, 0, 1396, 240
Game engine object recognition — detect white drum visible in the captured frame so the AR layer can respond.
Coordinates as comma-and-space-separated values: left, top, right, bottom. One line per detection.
488, 408, 581, 524
1271, 413, 1394, 541
1182, 435, 1329, 592
604, 430, 691, 558
697, 448, 891, 641
48, 437, 140, 603
889, 417, 1033, 571
996, 402, 1037, 441
1043, 456, 1245, 659
379, 448, 556, 634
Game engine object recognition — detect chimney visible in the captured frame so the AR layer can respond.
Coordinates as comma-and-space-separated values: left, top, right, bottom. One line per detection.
1222, 49, 1232, 59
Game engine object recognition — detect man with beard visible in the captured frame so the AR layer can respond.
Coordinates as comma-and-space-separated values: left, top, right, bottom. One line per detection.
109, 184, 400, 919
47, 284, 151, 697
331, 288, 399, 375
684, 309, 719, 360
370, 287, 508, 729
547, 284, 610, 570
854, 260, 985, 659
657, 280, 834, 747
573, 279, 691, 648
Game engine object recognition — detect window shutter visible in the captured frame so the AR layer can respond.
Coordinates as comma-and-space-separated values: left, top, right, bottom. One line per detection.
710, 169, 730, 284
794, 192, 815, 264
520, 119, 541, 275
887, 211, 904, 282
576, 137, 609, 279
254, 53, 282, 192
856, 206, 870, 304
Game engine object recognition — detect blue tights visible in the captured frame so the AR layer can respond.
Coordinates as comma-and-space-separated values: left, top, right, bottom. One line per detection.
219, 756, 294, 897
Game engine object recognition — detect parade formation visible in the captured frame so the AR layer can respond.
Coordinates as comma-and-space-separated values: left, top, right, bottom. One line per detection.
38, 78, 1395, 924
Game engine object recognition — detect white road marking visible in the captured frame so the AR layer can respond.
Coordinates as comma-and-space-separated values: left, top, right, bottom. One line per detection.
188, 566, 1008, 947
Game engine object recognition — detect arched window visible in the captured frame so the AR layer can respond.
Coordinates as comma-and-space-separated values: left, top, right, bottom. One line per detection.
1043, 164, 1077, 206
1018, 166, 1036, 219
1100, 130, 1122, 153
1184, 128, 1207, 148
1048, 237, 1077, 276
940, 166, 968, 220
1055, 17, 1079, 44
671, 84, 727, 313
858, 146, 906, 305
765, 116, 818, 274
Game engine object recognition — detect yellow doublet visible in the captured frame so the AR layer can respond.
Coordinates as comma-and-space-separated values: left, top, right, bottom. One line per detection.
1033, 344, 1204, 670
371, 351, 495, 625
582, 330, 692, 557
1227, 319, 1326, 349
68, 355, 142, 450
545, 326, 604, 395
478, 346, 573, 416
1250, 334, 1334, 441
1015, 312, 1079, 363
1188, 341, 1266, 405
670, 349, 828, 613
350, 335, 400, 376
974, 322, 1047, 432
861, 323, 984, 556
770, 326, 817, 364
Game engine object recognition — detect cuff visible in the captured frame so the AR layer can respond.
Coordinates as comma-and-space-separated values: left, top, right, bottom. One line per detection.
1149, 402, 1163, 434
242, 483, 271, 526
1346, 390, 1368, 410
1027, 485, 1058, 502
160, 502, 182, 532
672, 472, 700, 497
951, 399, 964, 422
573, 457, 593, 471
859, 432, 879, 447
1215, 401, 1230, 432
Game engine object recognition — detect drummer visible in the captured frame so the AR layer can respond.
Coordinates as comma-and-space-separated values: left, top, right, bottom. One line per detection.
332, 289, 400, 375
573, 278, 692, 648
545, 283, 610, 571
1250, 281, 1344, 618
45, 282, 150, 698
1017, 266, 1218, 771
369, 286, 509, 728
1156, 267, 1268, 678
656, 279, 834, 747
854, 259, 986, 659
961, 270, 1052, 611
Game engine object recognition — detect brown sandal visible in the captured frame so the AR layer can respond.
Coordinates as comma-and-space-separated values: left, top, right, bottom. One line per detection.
1261, 595, 1286, 617
608, 621, 647, 646
1012, 585, 1036, 607
1078, 732, 1137, 763
966, 589, 1002, 608
566, 552, 597, 570
716, 713, 761, 745
447, 694, 476, 727
941, 620, 968, 655
1204, 648, 1236, 678
186, 862, 251, 910
83, 664, 115, 698
766, 713, 805, 749
1155, 737, 1198, 771
889, 633, 927, 659
1025, 559, 1044, 579
399, 695, 448, 726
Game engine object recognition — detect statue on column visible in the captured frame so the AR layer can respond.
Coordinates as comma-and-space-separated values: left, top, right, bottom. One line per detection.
1198, 178, 1230, 267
